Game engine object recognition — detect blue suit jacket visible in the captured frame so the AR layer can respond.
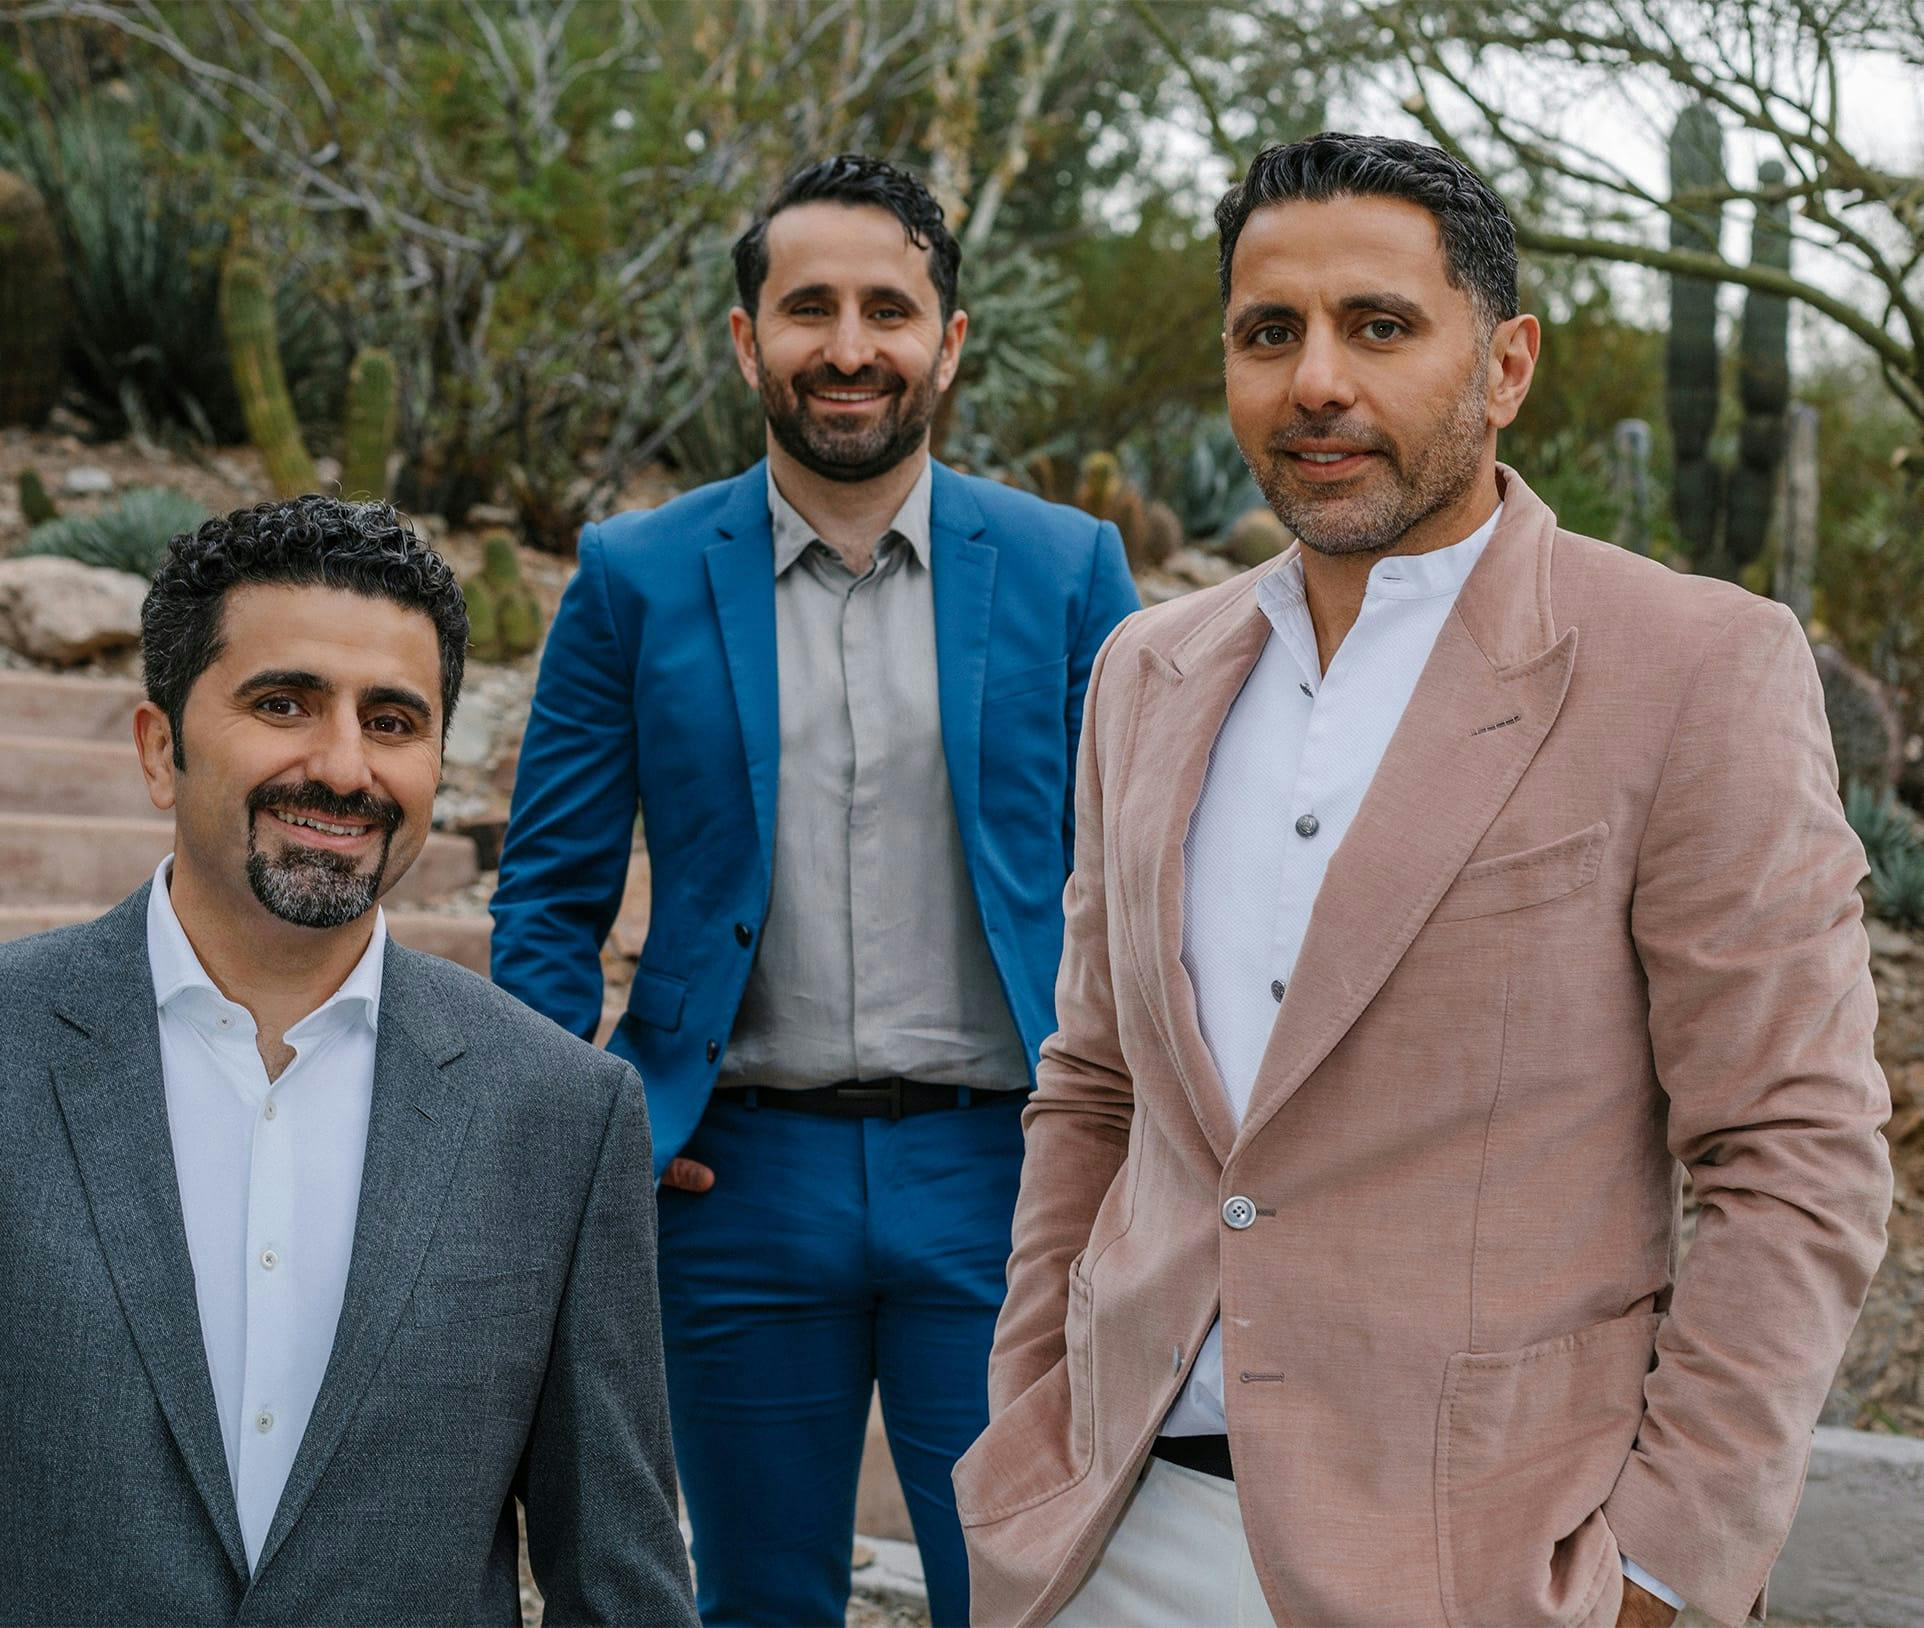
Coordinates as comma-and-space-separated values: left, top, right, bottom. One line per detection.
490, 460, 1139, 1176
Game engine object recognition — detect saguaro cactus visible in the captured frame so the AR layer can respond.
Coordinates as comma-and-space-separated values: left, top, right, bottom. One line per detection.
1727, 161, 1792, 575
219, 250, 318, 496
341, 347, 398, 501
0, 169, 66, 427
1666, 102, 1726, 566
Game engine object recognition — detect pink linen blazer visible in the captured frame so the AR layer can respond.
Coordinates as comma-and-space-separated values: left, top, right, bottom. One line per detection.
954, 468, 1892, 1628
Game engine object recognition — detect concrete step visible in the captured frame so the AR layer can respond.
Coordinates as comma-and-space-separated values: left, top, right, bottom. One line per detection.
0, 672, 146, 741
0, 812, 478, 909
0, 735, 162, 818
0, 904, 492, 974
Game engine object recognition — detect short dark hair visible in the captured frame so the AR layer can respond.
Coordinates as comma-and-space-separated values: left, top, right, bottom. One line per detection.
1215, 132, 1519, 330
141, 494, 469, 769
732, 153, 962, 321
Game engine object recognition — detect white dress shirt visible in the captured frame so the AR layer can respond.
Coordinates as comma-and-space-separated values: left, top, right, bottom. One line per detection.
148, 857, 383, 1571
1155, 511, 1685, 1612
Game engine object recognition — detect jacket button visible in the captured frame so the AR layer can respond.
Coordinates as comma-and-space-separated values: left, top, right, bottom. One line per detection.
706, 1040, 719, 1063
1222, 1195, 1256, 1230
1294, 813, 1320, 839
734, 922, 753, 947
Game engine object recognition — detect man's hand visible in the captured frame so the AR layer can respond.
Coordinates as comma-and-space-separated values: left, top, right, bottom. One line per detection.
1617, 1577, 1680, 1628
662, 1158, 715, 1193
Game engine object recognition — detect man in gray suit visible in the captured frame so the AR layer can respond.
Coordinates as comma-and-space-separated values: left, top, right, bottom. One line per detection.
0, 496, 697, 1626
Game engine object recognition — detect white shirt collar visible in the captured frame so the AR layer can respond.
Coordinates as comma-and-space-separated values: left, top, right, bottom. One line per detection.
145, 856, 386, 1039
767, 456, 934, 576
1258, 501, 1504, 627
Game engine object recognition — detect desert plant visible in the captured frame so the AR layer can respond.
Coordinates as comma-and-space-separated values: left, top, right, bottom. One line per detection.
0, 168, 64, 426
1845, 779, 1918, 874
17, 469, 58, 526
1872, 844, 1924, 931
220, 251, 319, 497
341, 348, 398, 501
1727, 161, 1792, 573
467, 533, 544, 659
1666, 101, 1726, 566
463, 576, 502, 662
1224, 507, 1291, 568
1168, 416, 1267, 542
19, 486, 207, 577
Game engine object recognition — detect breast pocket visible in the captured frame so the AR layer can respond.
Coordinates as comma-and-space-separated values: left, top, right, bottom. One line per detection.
409, 1266, 546, 1327
985, 656, 1067, 705
1431, 821, 1609, 924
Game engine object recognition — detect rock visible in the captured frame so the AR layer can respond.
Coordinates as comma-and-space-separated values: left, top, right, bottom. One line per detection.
443, 692, 497, 768
468, 502, 518, 527
1814, 642, 1903, 794
1161, 546, 1241, 588
313, 456, 342, 493
0, 556, 148, 664
1868, 919, 1918, 961
59, 465, 114, 496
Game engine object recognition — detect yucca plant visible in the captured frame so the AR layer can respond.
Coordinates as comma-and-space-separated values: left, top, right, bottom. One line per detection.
20, 486, 208, 578
1871, 845, 1924, 931
1844, 779, 1918, 874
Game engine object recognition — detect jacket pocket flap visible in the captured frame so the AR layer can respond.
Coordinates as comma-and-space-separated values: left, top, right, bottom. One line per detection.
986, 656, 1067, 702
1432, 821, 1609, 923
626, 965, 689, 1032
411, 1267, 546, 1327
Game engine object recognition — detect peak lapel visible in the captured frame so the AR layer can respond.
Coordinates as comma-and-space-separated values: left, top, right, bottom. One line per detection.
704, 465, 781, 872
47, 889, 249, 1581
1233, 475, 1576, 1153
930, 467, 996, 848
252, 948, 474, 1579
1118, 591, 1276, 1166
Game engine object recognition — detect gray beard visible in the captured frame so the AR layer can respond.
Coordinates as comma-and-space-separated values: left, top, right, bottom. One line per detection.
246, 837, 391, 929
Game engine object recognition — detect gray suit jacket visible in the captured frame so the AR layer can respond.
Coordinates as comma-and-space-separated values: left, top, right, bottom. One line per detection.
0, 886, 698, 1627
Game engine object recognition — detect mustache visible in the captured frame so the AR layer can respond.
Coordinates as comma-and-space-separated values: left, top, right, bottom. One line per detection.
1269, 419, 1393, 457
792, 365, 903, 396
246, 779, 404, 833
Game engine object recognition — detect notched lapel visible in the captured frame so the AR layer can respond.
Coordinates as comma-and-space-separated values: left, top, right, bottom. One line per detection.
47, 891, 249, 1581
252, 951, 474, 1579
705, 470, 781, 872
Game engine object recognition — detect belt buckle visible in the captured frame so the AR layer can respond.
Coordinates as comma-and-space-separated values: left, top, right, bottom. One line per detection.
836, 1078, 905, 1120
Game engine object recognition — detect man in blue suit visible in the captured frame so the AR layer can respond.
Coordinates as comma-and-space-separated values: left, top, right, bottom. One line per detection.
491, 154, 1138, 1626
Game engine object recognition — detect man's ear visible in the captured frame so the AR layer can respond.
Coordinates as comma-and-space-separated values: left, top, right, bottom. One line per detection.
936, 307, 969, 394
133, 700, 180, 812
1486, 312, 1540, 431
728, 306, 761, 391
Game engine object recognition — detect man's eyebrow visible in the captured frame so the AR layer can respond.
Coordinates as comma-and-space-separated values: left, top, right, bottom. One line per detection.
1339, 291, 1427, 325
1228, 301, 1302, 340
234, 668, 331, 698
361, 683, 434, 720
775, 283, 923, 311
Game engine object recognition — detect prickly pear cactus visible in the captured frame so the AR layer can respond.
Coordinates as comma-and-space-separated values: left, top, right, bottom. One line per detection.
0, 170, 66, 427
341, 347, 397, 501
1666, 102, 1726, 568
219, 251, 318, 496
1727, 160, 1792, 574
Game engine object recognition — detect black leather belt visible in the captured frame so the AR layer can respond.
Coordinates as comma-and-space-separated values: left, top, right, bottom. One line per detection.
1150, 1434, 1234, 1481
711, 1079, 1025, 1120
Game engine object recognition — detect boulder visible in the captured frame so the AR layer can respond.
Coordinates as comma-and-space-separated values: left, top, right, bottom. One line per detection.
1813, 642, 1903, 794
0, 556, 148, 664
59, 466, 114, 496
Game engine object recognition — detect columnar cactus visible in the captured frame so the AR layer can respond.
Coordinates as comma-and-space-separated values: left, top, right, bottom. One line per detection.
218, 250, 318, 496
17, 469, 58, 526
1727, 160, 1792, 574
470, 532, 544, 659
341, 347, 398, 501
0, 170, 66, 427
1665, 102, 1726, 566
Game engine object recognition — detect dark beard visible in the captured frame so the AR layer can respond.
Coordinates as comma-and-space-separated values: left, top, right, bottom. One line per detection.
756, 347, 944, 484
244, 779, 402, 930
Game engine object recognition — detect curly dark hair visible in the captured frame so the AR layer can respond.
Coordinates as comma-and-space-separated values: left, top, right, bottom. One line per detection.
732, 153, 962, 321
1216, 132, 1519, 333
141, 494, 469, 769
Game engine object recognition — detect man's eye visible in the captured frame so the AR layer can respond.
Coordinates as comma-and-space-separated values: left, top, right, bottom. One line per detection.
257, 696, 301, 717
1366, 319, 1404, 341
871, 307, 905, 321
1254, 324, 1291, 346
368, 714, 414, 736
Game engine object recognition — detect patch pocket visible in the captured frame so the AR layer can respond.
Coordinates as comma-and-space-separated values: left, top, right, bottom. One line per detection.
1431, 821, 1609, 923
985, 656, 1067, 704
410, 1266, 546, 1328
625, 964, 688, 1032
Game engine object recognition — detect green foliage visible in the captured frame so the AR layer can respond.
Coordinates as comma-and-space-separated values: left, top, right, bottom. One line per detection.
467, 534, 543, 659
1816, 481, 1924, 735
0, 167, 64, 426
219, 251, 318, 497
1871, 844, 1924, 931
341, 348, 398, 501
463, 576, 502, 662
1846, 780, 1917, 875
1166, 416, 1266, 543
17, 469, 57, 526
19, 486, 207, 577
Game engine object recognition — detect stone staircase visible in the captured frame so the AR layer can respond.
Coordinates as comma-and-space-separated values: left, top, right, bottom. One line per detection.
0, 670, 493, 970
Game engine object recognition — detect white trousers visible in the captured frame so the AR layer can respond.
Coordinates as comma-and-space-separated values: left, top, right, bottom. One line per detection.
1050, 1458, 1280, 1628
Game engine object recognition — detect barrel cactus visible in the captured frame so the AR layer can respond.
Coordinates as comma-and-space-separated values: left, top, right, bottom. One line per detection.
1665, 102, 1726, 568
341, 347, 398, 500
219, 250, 318, 496
0, 170, 66, 427
1727, 160, 1792, 575
471, 532, 544, 659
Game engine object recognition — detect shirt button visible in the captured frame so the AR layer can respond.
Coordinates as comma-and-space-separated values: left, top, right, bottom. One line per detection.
706, 1040, 720, 1063
1222, 1195, 1257, 1230
255, 1410, 275, 1434
1270, 979, 1286, 1002
1294, 813, 1320, 838
260, 1249, 279, 1271
216, 1015, 233, 1030
1299, 681, 1313, 698
263, 1100, 278, 1121
734, 922, 753, 947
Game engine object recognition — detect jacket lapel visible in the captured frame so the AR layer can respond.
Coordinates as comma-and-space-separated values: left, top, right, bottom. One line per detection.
1233, 471, 1577, 1152
46, 887, 250, 1581
704, 463, 781, 875
930, 465, 997, 851
251, 946, 474, 1578
1117, 592, 1274, 1164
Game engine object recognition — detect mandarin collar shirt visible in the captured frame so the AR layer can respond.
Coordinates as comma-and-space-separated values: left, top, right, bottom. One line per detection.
147, 857, 384, 1571
1155, 509, 1685, 1612
717, 460, 1030, 1091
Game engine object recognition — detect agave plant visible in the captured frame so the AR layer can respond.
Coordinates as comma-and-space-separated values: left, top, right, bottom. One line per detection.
1844, 779, 1919, 874
1871, 844, 1924, 931
21, 486, 209, 578
1166, 415, 1266, 544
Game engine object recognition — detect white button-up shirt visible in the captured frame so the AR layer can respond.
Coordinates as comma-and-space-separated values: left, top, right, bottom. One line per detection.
1154, 509, 1685, 1611
147, 857, 382, 1571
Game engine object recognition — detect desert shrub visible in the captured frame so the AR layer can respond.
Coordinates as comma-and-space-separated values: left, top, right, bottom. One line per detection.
1846, 779, 1919, 874
21, 486, 208, 577
1871, 844, 1924, 931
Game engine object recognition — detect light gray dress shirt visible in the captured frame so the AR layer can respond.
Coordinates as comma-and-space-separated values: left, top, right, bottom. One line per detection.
717, 460, 1029, 1091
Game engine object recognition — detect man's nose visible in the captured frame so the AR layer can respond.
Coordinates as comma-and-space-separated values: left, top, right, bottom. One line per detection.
302, 712, 376, 796
822, 309, 876, 375
1288, 324, 1356, 416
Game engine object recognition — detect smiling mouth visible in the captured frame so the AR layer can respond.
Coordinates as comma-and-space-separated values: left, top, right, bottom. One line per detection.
263, 808, 379, 849
1284, 447, 1377, 479
810, 387, 892, 406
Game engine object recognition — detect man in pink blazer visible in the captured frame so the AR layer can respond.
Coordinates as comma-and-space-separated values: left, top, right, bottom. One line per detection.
955, 132, 1892, 1628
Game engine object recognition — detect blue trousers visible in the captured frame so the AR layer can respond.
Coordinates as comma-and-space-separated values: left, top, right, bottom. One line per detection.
657, 1093, 1025, 1628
